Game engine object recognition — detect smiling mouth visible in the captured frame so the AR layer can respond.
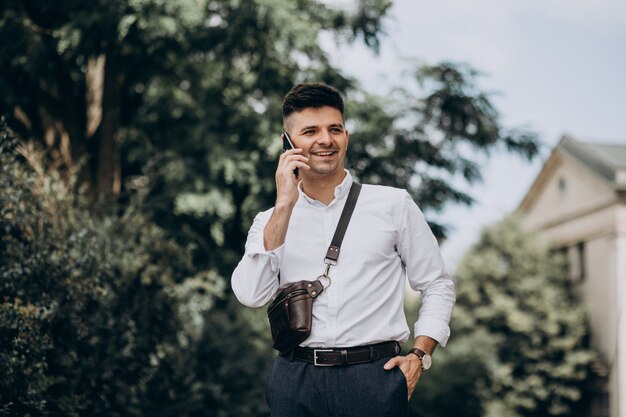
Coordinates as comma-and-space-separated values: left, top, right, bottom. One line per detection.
312, 151, 337, 157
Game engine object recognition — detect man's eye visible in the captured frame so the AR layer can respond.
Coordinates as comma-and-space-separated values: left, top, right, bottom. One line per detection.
304, 130, 315, 135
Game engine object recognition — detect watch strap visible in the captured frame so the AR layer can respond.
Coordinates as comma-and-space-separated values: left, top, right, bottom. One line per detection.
408, 348, 429, 371
408, 348, 427, 359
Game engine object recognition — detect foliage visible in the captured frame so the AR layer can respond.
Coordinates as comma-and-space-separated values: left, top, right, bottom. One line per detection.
0, 122, 272, 416
0, 1, 540, 266
1, 1, 548, 415
408, 330, 495, 417
347, 63, 539, 236
451, 216, 594, 417
0, 1, 393, 414
0, 0, 391, 196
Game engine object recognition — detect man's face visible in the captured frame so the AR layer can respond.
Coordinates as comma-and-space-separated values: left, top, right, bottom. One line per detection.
285, 106, 348, 178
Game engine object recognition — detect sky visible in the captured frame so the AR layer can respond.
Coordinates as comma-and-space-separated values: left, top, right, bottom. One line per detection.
322, 0, 626, 269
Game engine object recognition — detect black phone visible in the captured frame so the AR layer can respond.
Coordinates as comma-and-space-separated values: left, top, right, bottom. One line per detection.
282, 132, 298, 177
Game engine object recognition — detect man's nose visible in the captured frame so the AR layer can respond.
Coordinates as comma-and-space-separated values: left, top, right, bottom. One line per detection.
317, 129, 332, 145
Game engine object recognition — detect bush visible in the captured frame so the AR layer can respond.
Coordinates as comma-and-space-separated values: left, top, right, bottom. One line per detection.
0, 122, 271, 416
453, 216, 595, 417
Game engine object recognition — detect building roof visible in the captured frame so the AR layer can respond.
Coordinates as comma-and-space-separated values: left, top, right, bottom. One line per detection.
518, 135, 626, 212
558, 135, 626, 190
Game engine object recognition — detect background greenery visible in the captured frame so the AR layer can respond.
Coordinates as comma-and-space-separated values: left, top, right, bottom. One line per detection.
408, 217, 595, 417
0, 0, 593, 416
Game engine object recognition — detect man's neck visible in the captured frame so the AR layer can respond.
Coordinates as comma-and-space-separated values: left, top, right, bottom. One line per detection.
300, 170, 347, 206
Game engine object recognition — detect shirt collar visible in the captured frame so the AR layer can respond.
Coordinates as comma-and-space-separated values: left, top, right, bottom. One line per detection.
298, 169, 353, 207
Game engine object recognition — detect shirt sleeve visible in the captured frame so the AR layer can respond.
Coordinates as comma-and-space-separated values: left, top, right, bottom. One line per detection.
396, 191, 456, 347
231, 209, 283, 307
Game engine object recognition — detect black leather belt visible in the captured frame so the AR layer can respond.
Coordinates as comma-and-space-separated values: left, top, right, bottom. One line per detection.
287, 341, 401, 366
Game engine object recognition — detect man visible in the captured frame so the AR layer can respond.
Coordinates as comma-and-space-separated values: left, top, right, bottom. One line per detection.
231, 83, 455, 416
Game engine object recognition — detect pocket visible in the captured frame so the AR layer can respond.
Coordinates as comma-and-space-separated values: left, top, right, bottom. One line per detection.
393, 366, 408, 401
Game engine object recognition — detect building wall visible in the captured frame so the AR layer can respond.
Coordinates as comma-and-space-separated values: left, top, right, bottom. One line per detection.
520, 152, 625, 417
615, 205, 626, 417
533, 211, 621, 417
523, 155, 616, 232
535, 207, 618, 363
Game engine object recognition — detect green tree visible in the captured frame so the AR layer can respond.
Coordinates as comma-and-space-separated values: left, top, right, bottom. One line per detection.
1, 1, 546, 415
407, 330, 495, 417
451, 216, 594, 417
0, 1, 541, 283
347, 63, 539, 237
0, 2, 392, 415
0, 122, 271, 416
0, 0, 390, 198
0, 0, 397, 290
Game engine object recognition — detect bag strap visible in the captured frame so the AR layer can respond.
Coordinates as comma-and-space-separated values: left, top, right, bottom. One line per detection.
278, 181, 361, 284
324, 182, 362, 265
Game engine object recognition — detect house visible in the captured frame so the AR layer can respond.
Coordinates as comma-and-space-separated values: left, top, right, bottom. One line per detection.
518, 135, 626, 417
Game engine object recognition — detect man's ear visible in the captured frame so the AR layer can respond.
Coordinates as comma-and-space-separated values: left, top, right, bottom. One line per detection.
345, 129, 349, 146
283, 115, 294, 134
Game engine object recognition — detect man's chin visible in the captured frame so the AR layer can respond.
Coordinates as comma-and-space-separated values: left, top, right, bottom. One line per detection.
306, 164, 341, 177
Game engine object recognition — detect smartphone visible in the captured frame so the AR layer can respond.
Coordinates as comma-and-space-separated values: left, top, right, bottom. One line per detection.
282, 132, 298, 177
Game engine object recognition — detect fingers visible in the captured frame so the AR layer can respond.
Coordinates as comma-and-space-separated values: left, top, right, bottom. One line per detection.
278, 150, 309, 175
279, 148, 306, 162
384, 356, 421, 400
274, 148, 308, 207
383, 356, 401, 370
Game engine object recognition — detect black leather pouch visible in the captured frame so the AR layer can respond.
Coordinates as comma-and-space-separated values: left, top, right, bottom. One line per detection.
267, 279, 324, 354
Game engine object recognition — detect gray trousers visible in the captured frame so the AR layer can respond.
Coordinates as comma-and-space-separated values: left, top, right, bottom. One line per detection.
265, 354, 408, 417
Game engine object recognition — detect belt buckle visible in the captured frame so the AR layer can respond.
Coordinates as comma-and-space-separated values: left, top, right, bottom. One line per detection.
313, 349, 334, 366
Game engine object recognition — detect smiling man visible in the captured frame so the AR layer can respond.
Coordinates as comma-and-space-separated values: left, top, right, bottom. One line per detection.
231, 83, 455, 417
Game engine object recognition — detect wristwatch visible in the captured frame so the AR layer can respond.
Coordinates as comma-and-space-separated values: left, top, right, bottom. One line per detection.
408, 348, 432, 371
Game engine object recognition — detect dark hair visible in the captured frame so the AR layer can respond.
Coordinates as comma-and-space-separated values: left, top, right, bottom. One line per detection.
282, 83, 344, 120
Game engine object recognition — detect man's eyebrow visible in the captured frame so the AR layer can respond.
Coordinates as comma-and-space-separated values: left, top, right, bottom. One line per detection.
298, 125, 318, 133
298, 123, 344, 133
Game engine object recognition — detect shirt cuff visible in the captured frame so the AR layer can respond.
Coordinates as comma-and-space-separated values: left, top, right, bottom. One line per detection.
414, 317, 451, 348
246, 240, 285, 272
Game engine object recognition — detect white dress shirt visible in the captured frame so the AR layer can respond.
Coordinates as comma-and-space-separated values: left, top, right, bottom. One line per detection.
231, 171, 455, 348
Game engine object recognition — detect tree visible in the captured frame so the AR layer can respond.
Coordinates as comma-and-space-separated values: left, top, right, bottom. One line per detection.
0, 0, 390, 199
0, 1, 542, 283
1, 1, 547, 415
0, 121, 272, 416
0, 0, 398, 292
347, 63, 539, 237
451, 216, 594, 417
407, 330, 494, 417
0, 2, 393, 415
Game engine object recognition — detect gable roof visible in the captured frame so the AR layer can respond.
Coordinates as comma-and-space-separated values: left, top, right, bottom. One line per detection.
518, 135, 626, 212
559, 135, 626, 186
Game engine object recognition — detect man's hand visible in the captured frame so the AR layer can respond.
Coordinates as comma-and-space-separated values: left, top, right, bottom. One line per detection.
383, 354, 423, 399
263, 146, 310, 251
275, 147, 309, 208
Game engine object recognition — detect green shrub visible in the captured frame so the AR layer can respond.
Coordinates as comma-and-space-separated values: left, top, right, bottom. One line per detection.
0, 122, 272, 416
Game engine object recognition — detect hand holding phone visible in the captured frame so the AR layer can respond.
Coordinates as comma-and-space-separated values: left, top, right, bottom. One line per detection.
282, 132, 299, 178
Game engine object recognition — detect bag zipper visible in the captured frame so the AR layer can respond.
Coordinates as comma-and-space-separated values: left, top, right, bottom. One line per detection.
268, 289, 310, 317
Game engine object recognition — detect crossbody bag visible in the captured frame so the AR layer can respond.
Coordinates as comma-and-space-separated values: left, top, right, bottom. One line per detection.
266, 182, 362, 353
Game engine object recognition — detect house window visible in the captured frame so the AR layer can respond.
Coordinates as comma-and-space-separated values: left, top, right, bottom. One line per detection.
558, 177, 567, 195
568, 242, 586, 282
591, 391, 609, 417
577, 242, 586, 281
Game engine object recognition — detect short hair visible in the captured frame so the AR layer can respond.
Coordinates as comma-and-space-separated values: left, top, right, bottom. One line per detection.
282, 83, 345, 122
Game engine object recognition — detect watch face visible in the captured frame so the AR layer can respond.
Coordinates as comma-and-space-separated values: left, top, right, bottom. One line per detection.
422, 354, 432, 370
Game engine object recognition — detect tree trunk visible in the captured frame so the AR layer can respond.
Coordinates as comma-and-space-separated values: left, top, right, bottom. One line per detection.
86, 54, 105, 140
93, 53, 123, 199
